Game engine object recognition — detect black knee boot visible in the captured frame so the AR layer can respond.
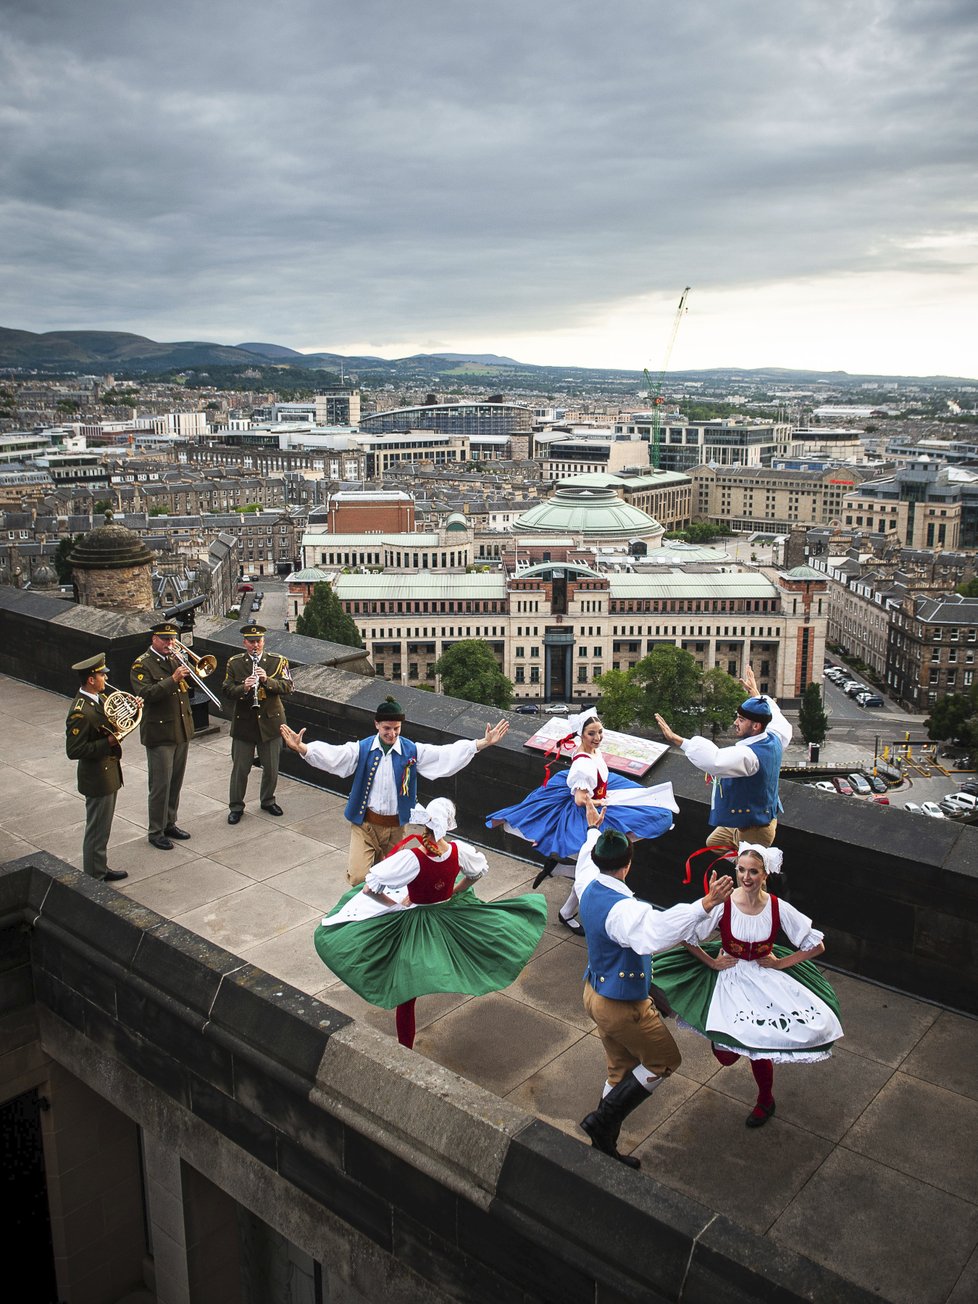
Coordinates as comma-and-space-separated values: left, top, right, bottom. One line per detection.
580, 1074, 651, 1169
532, 857, 559, 889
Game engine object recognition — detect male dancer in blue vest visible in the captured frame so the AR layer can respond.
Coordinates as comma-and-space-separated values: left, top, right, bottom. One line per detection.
281, 696, 508, 884
576, 806, 733, 1168
655, 666, 791, 850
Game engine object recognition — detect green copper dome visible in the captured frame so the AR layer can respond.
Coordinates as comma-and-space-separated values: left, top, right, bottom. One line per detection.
513, 485, 662, 541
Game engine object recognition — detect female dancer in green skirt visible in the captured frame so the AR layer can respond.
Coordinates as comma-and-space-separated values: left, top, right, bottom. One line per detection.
315, 798, 547, 1048
652, 843, 842, 1127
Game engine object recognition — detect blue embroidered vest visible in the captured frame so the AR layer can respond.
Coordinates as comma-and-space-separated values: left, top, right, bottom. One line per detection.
579, 880, 651, 1000
710, 731, 782, 829
344, 737, 419, 825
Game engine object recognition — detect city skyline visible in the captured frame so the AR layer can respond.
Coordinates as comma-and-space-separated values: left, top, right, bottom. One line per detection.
2, 2, 976, 378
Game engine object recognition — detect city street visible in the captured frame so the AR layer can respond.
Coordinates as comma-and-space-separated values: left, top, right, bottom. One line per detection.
238, 574, 290, 631
787, 661, 976, 820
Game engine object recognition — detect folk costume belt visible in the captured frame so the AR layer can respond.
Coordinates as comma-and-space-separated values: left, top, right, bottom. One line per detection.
364, 810, 400, 827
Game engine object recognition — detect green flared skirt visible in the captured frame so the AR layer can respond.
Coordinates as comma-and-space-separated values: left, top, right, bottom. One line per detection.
653, 940, 843, 1062
314, 886, 548, 1009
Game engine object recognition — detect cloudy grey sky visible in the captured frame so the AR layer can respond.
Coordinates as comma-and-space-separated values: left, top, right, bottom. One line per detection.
2, 0, 976, 375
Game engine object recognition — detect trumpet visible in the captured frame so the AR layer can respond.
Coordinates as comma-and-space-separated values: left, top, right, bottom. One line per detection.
170, 640, 222, 708
102, 682, 143, 739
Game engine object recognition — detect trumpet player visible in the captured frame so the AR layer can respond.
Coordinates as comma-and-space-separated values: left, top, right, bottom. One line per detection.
65, 654, 127, 882
131, 621, 195, 850
223, 623, 293, 825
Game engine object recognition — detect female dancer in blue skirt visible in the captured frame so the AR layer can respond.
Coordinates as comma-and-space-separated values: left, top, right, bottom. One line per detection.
486, 708, 678, 933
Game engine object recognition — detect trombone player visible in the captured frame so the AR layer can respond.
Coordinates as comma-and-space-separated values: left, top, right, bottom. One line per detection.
65, 653, 128, 882
223, 622, 293, 824
131, 621, 195, 850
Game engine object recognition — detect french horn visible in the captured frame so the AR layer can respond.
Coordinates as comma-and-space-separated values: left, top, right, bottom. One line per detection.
103, 682, 144, 739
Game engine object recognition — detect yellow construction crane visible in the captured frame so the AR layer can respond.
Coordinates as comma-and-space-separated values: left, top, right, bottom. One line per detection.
644, 285, 691, 470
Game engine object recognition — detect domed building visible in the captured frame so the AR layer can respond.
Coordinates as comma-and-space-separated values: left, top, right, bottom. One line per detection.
512, 483, 663, 548
68, 511, 156, 611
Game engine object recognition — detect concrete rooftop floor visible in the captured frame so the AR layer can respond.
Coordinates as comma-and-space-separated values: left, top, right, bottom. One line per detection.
3, 672, 977, 1304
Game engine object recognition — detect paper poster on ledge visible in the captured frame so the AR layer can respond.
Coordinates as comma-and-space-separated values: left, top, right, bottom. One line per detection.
523, 718, 668, 777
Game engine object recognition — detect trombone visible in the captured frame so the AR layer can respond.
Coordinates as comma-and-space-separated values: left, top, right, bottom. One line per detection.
170, 638, 223, 708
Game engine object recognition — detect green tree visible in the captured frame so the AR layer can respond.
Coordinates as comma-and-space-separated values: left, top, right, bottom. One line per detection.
433, 640, 513, 708
925, 689, 978, 747
295, 583, 363, 648
687, 521, 732, 542
956, 577, 978, 598
798, 682, 830, 746
632, 644, 704, 732
596, 652, 743, 736
591, 668, 645, 730
53, 534, 81, 584
699, 667, 745, 741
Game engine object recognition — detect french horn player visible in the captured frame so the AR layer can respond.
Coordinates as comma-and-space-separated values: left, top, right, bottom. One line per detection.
65, 653, 129, 882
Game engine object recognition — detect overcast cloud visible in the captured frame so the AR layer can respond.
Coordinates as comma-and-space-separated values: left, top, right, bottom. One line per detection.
1, 0, 976, 374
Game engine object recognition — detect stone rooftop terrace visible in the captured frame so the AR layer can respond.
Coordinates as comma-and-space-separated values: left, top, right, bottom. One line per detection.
3, 671, 977, 1304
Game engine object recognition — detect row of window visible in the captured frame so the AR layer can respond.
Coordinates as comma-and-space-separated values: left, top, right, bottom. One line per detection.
609, 599, 777, 614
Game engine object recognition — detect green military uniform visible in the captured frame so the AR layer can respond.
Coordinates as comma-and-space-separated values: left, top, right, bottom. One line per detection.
223, 646, 293, 814
65, 673, 123, 879
131, 635, 195, 840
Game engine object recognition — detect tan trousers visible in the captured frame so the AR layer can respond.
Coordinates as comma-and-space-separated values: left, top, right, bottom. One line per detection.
706, 819, 777, 852
583, 981, 682, 1085
347, 819, 405, 885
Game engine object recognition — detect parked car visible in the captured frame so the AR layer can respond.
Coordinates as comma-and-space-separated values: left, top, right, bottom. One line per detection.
831, 777, 854, 796
814, 781, 836, 792
903, 802, 923, 815
870, 795, 890, 806
920, 801, 946, 819
845, 682, 866, 698
237, 582, 254, 593
514, 704, 539, 715
542, 703, 569, 714
944, 791, 977, 812
858, 694, 885, 708
959, 781, 978, 796
867, 775, 888, 794
847, 773, 872, 795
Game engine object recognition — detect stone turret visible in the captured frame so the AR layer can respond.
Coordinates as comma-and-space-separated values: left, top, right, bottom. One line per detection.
69, 510, 155, 611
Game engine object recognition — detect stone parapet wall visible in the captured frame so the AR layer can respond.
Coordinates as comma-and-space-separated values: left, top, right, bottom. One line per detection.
0, 855, 880, 1304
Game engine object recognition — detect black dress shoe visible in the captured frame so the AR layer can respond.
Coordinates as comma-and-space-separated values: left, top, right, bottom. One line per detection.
149, 834, 174, 850
559, 915, 584, 935
102, 869, 129, 883
228, 811, 242, 825
261, 803, 284, 816
746, 1101, 776, 1128
164, 825, 191, 839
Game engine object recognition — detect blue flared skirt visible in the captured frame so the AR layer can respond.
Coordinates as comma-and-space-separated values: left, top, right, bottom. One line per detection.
486, 771, 674, 860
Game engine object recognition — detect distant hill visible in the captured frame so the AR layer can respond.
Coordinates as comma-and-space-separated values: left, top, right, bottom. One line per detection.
411, 352, 522, 366
0, 328, 264, 372
0, 325, 973, 388
235, 342, 304, 359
